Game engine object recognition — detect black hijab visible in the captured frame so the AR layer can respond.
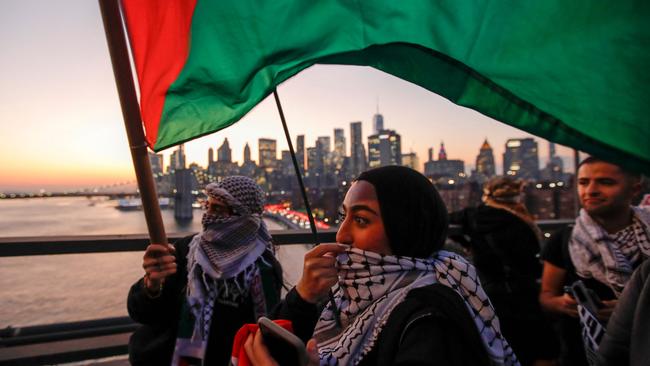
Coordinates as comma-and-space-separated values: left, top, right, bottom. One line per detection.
356, 165, 449, 258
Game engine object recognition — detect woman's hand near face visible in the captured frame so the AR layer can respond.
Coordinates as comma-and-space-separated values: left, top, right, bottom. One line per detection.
296, 243, 348, 304
142, 243, 177, 294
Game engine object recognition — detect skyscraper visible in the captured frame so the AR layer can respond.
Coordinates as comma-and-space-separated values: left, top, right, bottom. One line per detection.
258, 138, 277, 171
217, 138, 232, 162
148, 152, 163, 175
541, 141, 564, 181
503, 138, 539, 180
438, 142, 448, 160
306, 146, 319, 184
372, 112, 384, 134
208, 148, 214, 166
332, 128, 346, 172
239, 143, 256, 177
350, 121, 366, 176
367, 129, 402, 168
296, 135, 305, 173
168, 144, 186, 172
475, 139, 496, 177
280, 150, 293, 176
315, 136, 329, 168
243, 143, 252, 163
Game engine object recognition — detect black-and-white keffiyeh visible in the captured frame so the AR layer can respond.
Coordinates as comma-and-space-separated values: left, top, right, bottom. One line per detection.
313, 248, 519, 366
569, 207, 650, 297
180, 177, 272, 345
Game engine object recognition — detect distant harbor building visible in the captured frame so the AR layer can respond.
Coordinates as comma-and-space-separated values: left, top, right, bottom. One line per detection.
367, 129, 402, 168
148, 152, 163, 176
424, 142, 465, 181
503, 138, 539, 180
471, 139, 495, 181
258, 138, 277, 171
401, 152, 419, 170
350, 121, 367, 177
425, 160, 465, 181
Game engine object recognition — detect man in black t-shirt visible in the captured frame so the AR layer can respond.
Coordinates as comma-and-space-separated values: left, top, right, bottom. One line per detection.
539, 157, 648, 365
541, 225, 615, 366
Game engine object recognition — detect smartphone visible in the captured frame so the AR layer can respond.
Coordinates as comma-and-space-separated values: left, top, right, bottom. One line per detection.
257, 317, 308, 366
570, 280, 603, 314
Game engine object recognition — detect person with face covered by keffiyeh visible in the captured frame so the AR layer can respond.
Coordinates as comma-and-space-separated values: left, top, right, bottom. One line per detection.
254, 166, 519, 366
127, 176, 283, 366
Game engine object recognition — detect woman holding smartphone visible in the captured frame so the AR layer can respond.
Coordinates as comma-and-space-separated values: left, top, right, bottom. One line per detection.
249, 166, 519, 366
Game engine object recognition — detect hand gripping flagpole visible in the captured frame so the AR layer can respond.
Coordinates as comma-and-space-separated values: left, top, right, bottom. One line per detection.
273, 89, 342, 328
98, 0, 167, 245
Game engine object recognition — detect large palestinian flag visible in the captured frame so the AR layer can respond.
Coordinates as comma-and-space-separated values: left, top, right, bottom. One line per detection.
121, 0, 650, 173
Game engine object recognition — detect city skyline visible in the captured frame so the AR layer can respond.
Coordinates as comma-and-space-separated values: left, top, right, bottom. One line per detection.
0, 1, 578, 192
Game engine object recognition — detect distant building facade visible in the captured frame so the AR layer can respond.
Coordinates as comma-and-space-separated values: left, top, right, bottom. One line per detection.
540, 142, 565, 182
424, 142, 465, 182
367, 129, 402, 168
296, 135, 305, 174
402, 152, 419, 170
148, 152, 163, 176
503, 138, 539, 180
258, 138, 277, 171
469, 139, 495, 183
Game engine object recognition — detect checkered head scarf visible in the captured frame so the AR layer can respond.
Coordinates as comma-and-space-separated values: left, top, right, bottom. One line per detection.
569, 206, 650, 296
314, 248, 519, 366
185, 176, 272, 339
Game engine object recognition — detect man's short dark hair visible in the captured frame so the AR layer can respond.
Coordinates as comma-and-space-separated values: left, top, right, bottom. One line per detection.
577, 156, 642, 181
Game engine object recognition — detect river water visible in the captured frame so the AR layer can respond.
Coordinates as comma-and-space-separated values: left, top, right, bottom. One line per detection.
0, 197, 309, 328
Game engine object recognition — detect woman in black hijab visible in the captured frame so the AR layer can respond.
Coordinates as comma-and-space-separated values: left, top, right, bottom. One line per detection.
265, 166, 519, 366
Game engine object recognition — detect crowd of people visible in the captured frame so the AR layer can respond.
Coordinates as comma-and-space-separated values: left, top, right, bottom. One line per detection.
127, 157, 648, 366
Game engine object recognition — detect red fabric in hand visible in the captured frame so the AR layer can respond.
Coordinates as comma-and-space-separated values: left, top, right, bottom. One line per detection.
230, 319, 294, 366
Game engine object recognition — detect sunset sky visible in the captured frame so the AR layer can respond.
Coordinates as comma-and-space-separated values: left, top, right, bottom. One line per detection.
0, 1, 576, 193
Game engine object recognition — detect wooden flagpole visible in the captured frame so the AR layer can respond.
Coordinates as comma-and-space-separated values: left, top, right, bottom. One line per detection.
98, 0, 167, 244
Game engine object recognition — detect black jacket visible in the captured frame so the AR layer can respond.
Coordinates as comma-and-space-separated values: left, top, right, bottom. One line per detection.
449, 205, 542, 295
450, 205, 560, 364
127, 235, 282, 366
273, 284, 491, 366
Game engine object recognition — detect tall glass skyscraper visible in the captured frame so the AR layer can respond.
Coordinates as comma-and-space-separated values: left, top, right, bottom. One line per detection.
350, 121, 366, 177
